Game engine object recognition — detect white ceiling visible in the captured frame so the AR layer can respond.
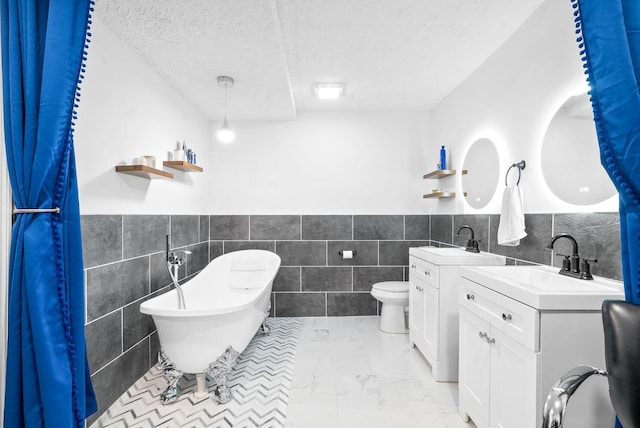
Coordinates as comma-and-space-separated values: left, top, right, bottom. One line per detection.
96, 0, 545, 121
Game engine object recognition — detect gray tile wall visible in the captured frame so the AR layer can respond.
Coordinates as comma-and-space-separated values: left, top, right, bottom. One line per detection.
81, 215, 209, 425
445, 212, 622, 280
209, 215, 430, 318
209, 212, 623, 318
81, 211, 622, 423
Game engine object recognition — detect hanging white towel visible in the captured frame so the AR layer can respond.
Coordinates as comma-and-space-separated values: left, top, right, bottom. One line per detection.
497, 185, 527, 246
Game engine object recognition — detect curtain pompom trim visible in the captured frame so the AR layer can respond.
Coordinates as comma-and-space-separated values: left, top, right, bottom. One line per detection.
51, 1, 95, 425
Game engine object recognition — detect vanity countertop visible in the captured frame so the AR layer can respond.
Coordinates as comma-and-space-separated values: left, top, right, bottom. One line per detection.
410, 246, 505, 266
460, 264, 624, 310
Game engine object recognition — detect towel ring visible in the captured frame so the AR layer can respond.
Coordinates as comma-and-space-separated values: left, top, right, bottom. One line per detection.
505, 160, 526, 186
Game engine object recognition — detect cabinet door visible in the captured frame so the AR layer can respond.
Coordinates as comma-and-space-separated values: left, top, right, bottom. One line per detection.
459, 307, 491, 428
489, 328, 539, 428
409, 276, 425, 344
422, 283, 439, 361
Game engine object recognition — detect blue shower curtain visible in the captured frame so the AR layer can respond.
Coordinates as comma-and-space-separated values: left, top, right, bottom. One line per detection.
574, 0, 640, 305
2, 1, 97, 427
575, 1, 640, 427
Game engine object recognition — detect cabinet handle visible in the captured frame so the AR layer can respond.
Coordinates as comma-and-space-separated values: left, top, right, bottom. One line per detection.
411, 264, 416, 269
424, 270, 430, 276
466, 293, 475, 301
502, 313, 512, 321
478, 331, 496, 345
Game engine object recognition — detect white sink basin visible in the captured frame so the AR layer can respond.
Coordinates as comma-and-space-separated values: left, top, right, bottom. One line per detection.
460, 265, 624, 310
410, 246, 506, 266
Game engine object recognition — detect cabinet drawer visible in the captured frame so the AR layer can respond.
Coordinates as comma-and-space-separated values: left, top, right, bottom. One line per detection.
460, 277, 540, 351
410, 256, 439, 287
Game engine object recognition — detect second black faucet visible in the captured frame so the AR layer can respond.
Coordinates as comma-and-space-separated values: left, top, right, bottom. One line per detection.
457, 225, 480, 253
546, 233, 596, 280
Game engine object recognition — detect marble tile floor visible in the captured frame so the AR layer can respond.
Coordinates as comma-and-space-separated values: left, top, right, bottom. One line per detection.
90, 316, 475, 427
286, 316, 475, 428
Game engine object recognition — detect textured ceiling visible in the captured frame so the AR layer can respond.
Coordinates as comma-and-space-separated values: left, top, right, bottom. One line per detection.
96, 0, 545, 120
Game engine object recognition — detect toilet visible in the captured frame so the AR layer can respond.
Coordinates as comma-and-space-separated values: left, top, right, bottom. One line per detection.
370, 281, 410, 334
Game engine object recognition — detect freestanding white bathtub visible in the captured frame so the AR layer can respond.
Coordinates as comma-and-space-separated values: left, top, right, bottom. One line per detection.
140, 249, 281, 403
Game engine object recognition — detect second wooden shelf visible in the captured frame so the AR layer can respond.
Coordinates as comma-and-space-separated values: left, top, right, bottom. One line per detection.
423, 191, 467, 199
423, 169, 467, 179
163, 161, 203, 172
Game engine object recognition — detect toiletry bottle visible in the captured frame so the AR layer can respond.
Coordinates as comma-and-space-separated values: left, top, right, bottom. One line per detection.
440, 145, 446, 170
174, 141, 184, 161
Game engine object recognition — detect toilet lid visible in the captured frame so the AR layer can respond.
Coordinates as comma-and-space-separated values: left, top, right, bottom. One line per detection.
373, 281, 409, 293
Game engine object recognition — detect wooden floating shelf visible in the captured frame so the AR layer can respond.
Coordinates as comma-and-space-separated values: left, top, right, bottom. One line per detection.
163, 161, 203, 172
115, 165, 173, 179
423, 169, 467, 179
423, 191, 467, 199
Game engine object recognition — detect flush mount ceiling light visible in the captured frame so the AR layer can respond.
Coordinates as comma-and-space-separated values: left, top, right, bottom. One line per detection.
314, 82, 344, 100
217, 76, 235, 143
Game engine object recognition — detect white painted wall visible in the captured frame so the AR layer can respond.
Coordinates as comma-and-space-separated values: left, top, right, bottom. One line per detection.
428, 0, 618, 214
75, 18, 211, 215
76, 0, 617, 217
75, 19, 430, 216
208, 111, 429, 214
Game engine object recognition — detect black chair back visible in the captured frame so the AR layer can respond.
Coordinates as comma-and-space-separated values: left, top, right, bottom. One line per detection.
602, 300, 640, 428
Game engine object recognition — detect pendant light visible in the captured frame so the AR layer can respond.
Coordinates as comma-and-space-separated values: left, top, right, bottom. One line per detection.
217, 76, 235, 143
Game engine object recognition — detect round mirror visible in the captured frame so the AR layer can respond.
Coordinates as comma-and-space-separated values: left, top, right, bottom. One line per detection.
462, 138, 500, 209
541, 93, 617, 205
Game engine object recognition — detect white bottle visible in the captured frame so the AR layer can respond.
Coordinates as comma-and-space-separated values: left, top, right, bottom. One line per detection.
173, 141, 184, 161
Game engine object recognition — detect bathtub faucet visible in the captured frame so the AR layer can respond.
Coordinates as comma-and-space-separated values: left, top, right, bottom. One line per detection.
168, 251, 188, 268
166, 235, 191, 309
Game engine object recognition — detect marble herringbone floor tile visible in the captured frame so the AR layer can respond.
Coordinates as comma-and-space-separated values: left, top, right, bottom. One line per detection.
91, 318, 301, 428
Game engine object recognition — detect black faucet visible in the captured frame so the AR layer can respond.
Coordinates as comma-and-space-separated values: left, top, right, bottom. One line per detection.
546, 233, 596, 280
457, 225, 480, 253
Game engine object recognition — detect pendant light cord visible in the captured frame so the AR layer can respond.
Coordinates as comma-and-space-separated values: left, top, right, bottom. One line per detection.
224, 83, 228, 120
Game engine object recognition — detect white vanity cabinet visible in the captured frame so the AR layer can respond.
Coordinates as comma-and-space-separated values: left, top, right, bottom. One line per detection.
458, 279, 538, 428
458, 266, 623, 428
409, 255, 439, 364
408, 247, 504, 382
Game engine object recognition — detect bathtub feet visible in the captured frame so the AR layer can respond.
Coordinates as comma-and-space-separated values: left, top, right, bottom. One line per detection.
158, 350, 183, 404
207, 346, 239, 404
261, 319, 270, 335
261, 302, 272, 335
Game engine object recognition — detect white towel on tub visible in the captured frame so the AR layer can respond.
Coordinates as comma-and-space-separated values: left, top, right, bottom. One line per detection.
497, 185, 527, 246
229, 261, 266, 289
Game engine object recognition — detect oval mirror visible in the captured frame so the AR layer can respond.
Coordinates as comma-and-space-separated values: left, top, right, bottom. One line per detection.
541, 93, 617, 205
462, 138, 500, 209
